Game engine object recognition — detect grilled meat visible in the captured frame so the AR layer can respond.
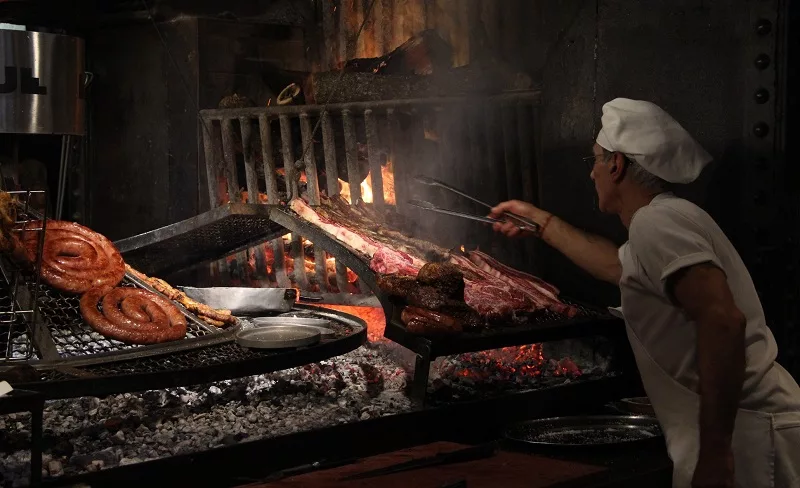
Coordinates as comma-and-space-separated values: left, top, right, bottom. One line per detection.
376, 274, 417, 298
416, 262, 464, 299
407, 285, 447, 310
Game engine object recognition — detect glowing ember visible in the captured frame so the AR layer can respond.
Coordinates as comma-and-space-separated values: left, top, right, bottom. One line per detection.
339, 162, 396, 205
315, 305, 386, 342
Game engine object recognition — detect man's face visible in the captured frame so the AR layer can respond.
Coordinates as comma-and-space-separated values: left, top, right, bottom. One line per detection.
589, 143, 615, 213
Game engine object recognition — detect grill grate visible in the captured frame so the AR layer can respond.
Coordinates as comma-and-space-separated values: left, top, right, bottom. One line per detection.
0, 285, 35, 361
37, 278, 218, 358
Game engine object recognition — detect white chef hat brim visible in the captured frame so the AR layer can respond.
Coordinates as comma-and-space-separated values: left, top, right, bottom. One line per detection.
595, 98, 713, 184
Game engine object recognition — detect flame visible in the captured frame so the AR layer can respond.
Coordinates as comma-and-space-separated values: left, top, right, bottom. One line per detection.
339, 162, 396, 205
315, 305, 386, 342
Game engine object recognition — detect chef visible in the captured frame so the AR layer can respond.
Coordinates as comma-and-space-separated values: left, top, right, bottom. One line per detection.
490, 98, 800, 488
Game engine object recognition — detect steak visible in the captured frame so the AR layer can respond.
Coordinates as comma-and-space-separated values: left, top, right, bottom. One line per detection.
288, 197, 575, 320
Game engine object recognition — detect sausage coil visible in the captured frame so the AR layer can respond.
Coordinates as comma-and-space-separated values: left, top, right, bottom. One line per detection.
80, 286, 187, 344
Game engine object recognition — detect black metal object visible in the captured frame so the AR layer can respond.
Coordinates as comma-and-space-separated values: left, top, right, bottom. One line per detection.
0, 389, 45, 486
9, 305, 366, 399
115, 203, 285, 277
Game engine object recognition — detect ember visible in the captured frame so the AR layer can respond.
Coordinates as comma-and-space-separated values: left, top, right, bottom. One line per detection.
316, 304, 387, 342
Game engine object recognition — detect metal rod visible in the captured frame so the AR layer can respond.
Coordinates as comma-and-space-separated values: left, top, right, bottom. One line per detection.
219, 118, 239, 203
279, 114, 298, 200
200, 91, 541, 118
240, 117, 259, 204
342, 109, 361, 204
272, 237, 290, 288
56, 135, 70, 220
258, 114, 279, 204
335, 259, 350, 294
315, 248, 328, 292
299, 112, 321, 206
386, 109, 405, 213
516, 104, 535, 203
291, 234, 310, 290
364, 109, 384, 211
202, 120, 219, 208
321, 111, 340, 197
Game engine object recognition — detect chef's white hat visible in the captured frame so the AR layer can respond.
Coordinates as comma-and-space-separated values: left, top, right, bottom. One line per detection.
595, 98, 713, 184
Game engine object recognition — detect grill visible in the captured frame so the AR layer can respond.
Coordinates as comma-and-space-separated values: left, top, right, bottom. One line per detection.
197, 91, 544, 294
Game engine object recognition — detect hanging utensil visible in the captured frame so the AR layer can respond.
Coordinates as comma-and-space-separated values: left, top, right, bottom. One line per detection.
413, 174, 540, 232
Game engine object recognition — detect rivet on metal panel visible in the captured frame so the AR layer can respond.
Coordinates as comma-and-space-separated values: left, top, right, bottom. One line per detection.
755, 19, 772, 36
754, 88, 770, 104
753, 122, 770, 138
754, 53, 771, 70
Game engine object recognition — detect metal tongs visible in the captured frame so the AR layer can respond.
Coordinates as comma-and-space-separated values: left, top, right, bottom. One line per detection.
410, 175, 540, 233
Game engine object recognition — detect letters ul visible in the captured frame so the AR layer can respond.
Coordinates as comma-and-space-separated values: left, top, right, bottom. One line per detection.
0, 66, 48, 95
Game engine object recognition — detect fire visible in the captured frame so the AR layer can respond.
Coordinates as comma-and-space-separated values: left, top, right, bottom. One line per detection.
339, 162, 396, 205
315, 305, 386, 342
440, 345, 583, 381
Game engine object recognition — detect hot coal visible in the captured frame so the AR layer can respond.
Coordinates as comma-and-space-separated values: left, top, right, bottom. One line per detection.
0, 337, 613, 486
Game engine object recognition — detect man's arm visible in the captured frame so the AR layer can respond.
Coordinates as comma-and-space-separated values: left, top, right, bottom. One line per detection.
490, 200, 622, 285
669, 264, 745, 467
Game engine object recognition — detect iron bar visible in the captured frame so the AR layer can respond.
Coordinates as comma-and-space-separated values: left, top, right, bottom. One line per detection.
220, 118, 239, 203
291, 234, 310, 289
385, 109, 402, 212
258, 114, 279, 204
272, 237, 290, 288
364, 109, 385, 212
315, 249, 329, 292
240, 117, 259, 204
299, 113, 321, 206
321, 111, 340, 197
202, 123, 219, 208
342, 109, 362, 204
279, 115, 298, 200
200, 91, 541, 119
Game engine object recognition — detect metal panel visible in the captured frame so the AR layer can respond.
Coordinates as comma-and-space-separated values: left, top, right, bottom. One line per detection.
219, 118, 239, 203
258, 114, 279, 203
279, 114, 298, 199
240, 117, 259, 203
342, 109, 362, 204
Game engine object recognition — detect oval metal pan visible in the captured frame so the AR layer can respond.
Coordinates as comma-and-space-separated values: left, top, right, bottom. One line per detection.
236, 325, 321, 349
252, 317, 335, 338
504, 415, 662, 448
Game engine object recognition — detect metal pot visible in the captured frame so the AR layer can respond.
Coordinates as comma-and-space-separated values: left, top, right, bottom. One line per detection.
0, 29, 86, 135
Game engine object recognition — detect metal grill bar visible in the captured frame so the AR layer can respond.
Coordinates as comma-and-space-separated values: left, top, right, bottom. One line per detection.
258, 114, 279, 202
279, 114, 298, 200
299, 112, 321, 206
240, 117, 259, 204
321, 110, 339, 197
202, 126, 219, 207
291, 234, 309, 289
364, 109, 384, 212
342, 109, 362, 204
272, 237, 290, 288
220, 118, 239, 203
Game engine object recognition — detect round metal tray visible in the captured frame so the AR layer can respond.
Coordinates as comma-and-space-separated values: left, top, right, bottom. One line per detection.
236, 325, 321, 349
252, 317, 335, 338
504, 415, 662, 448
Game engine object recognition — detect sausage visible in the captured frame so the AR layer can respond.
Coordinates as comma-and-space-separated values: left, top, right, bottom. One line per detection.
401, 306, 463, 335
20, 220, 125, 294
80, 286, 187, 344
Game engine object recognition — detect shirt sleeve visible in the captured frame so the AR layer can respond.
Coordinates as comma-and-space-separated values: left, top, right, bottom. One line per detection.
629, 206, 722, 294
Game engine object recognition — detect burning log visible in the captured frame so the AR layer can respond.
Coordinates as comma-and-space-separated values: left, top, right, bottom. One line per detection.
343, 29, 454, 75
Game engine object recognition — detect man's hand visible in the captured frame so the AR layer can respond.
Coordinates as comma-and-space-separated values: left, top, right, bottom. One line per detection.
489, 200, 622, 285
489, 200, 551, 238
691, 449, 735, 488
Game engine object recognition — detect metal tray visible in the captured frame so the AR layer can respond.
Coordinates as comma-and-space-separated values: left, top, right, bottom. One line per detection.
252, 317, 335, 338
236, 324, 321, 349
504, 415, 662, 448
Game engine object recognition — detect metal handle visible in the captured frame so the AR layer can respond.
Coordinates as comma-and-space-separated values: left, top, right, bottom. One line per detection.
408, 199, 538, 232
413, 175, 540, 232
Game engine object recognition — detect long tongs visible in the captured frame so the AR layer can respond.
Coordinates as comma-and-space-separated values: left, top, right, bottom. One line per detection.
411, 175, 540, 232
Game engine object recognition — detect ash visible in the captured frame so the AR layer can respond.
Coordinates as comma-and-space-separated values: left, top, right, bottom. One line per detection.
0, 344, 411, 487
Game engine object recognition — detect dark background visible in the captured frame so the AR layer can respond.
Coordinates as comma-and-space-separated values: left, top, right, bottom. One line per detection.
0, 0, 796, 375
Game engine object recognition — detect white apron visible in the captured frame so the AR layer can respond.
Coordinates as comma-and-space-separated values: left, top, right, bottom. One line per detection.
611, 308, 800, 488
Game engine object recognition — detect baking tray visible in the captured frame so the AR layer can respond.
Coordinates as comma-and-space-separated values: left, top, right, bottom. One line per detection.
504, 415, 662, 449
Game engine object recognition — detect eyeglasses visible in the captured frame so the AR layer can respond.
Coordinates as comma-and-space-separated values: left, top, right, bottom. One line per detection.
582, 155, 597, 171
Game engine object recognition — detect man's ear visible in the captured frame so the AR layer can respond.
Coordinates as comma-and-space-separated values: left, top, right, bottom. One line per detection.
610, 152, 627, 182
